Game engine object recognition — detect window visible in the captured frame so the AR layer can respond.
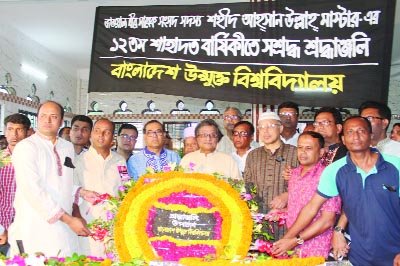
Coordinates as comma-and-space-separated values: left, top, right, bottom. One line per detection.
19, 109, 37, 130
163, 122, 198, 152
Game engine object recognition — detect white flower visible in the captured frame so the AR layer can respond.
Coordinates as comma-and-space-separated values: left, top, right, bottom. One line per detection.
25, 256, 46, 266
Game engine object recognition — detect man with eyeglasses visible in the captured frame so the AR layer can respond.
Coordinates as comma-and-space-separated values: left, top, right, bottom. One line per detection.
217, 107, 258, 154
231, 121, 255, 176
244, 112, 298, 239
73, 118, 127, 256
273, 116, 400, 266
70, 115, 93, 155
359, 101, 400, 157
127, 120, 180, 181
278, 101, 301, 147
313, 107, 348, 165
116, 123, 138, 161
180, 119, 240, 180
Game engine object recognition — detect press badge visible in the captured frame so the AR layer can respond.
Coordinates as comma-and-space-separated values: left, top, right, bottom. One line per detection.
118, 165, 131, 181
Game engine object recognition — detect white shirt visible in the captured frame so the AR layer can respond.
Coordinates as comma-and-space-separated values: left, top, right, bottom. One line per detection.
180, 150, 241, 180
217, 135, 259, 154
74, 146, 126, 256
231, 148, 255, 176
376, 138, 400, 157
9, 134, 78, 256
280, 131, 300, 147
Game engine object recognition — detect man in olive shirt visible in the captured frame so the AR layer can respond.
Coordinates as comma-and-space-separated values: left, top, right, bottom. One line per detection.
244, 111, 298, 239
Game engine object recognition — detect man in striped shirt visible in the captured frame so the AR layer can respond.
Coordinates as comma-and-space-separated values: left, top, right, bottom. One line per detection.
244, 111, 298, 239
0, 113, 31, 251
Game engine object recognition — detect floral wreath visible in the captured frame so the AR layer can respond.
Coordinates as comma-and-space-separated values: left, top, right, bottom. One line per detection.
114, 171, 252, 262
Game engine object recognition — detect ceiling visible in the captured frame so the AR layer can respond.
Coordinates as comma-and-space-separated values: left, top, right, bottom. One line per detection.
0, 0, 399, 72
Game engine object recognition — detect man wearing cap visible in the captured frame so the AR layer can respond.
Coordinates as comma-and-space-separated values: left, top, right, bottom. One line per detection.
183, 126, 199, 156
244, 111, 298, 239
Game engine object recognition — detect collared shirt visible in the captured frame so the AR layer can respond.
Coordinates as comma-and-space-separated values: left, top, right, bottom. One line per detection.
180, 149, 241, 180
127, 147, 181, 181
318, 149, 400, 266
231, 147, 254, 176
280, 131, 300, 147
9, 134, 78, 256
287, 161, 341, 258
75, 146, 88, 156
0, 147, 15, 229
217, 135, 259, 154
244, 143, 298, 239
376, 138, 400, 157
74, 146, 126, 256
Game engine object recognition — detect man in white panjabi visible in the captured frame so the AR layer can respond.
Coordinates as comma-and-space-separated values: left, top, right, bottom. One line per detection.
74, 118, 127, 256
180, 119, 241, 180
8, 101, 97, 256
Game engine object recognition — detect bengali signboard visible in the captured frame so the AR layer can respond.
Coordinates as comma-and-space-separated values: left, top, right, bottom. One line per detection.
151, 209, 217, 241
89, 0, 395, 108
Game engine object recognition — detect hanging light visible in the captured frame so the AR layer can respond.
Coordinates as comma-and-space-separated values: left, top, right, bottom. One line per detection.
21, 63, 48, 80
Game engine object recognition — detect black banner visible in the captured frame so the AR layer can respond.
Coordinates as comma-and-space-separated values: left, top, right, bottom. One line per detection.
151, 209, 216, 240
89, 0, 396, 108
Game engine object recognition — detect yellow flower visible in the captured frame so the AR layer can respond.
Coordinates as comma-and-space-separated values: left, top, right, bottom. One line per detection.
145, 166, 155, 174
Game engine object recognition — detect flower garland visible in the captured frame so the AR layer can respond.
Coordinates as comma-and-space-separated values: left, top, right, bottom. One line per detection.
180, 256, 325, 266
114, 171, 253, 262
0, 252, 113, 266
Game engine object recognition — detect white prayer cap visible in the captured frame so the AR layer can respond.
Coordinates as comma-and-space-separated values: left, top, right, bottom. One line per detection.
258, 111, 281, 123
183, 126, 196, 139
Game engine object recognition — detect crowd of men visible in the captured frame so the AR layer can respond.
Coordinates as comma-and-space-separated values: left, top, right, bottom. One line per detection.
0, 100, 399, 266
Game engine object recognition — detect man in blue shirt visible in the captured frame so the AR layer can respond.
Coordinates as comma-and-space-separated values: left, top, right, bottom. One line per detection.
272, 116, 400, 266
127, 120, 180, 180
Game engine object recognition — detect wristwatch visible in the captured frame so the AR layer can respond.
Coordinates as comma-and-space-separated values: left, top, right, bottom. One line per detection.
296, 235, 304, 245
334, 225, 345, 234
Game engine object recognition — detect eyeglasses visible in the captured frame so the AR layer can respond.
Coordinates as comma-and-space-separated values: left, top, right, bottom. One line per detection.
146, 130, 164, 137
224, 115, 240, 121
232, 130, 250, 137
232, 131, 250, 137
119, 134, 137, 141
313, 120, 332, 127
197, 133, 218, 139
258, 123, 280, 130
279, 112, 298, 118
363, 116, 384, 122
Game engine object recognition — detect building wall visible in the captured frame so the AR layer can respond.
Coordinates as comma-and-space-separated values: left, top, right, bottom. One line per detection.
0, 24, 77, 130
